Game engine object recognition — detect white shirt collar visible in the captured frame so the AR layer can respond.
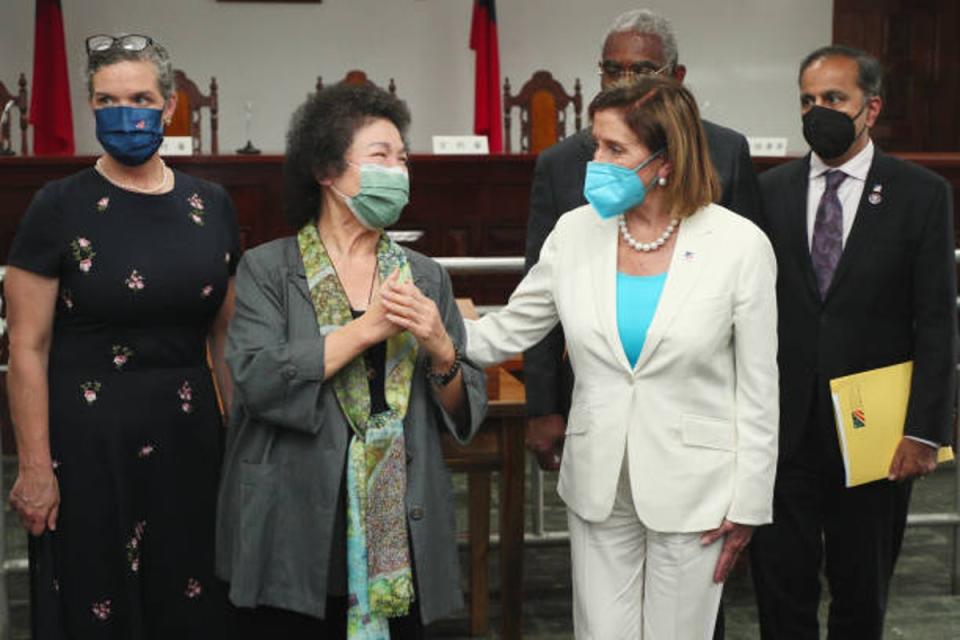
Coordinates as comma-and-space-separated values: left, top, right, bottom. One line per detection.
809, 138, 874, 182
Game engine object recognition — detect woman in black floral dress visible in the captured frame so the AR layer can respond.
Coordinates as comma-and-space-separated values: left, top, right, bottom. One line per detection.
5, 34, 237, 639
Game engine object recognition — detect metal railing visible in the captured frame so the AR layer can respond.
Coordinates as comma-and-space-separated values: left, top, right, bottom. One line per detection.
436, 256, 525, 275
438, 252, 960, 594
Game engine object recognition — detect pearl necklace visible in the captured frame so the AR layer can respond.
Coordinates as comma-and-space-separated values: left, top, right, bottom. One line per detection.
95, 157, 170, 194
618, 215, 679, 252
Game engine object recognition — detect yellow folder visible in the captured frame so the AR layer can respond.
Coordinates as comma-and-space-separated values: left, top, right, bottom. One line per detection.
829, 361, 954, 487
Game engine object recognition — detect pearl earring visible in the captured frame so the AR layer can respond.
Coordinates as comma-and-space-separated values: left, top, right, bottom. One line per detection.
657, 176, 668, 187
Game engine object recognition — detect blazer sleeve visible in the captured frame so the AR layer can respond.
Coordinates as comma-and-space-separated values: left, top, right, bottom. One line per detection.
720, 134, 764, 227
467, 227, 561, 368
226, 250, 328, 434
432, 262, 488, 445
727, 228, 780, 525
905, 178, 958, 445
523, 153, 569, 417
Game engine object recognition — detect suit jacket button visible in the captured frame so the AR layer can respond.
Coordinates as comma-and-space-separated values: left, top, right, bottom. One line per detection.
409, 505, 424, 520
282, 366, 297, 380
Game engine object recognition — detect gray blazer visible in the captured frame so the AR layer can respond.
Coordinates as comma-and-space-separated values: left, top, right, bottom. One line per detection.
215, 236, 487, 624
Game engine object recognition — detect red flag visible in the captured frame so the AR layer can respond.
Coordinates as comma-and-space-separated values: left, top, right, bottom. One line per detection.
470, 0, 502, 153
30, 0, 74, 155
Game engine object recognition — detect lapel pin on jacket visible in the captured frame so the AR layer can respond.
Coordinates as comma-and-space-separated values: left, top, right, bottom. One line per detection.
682, 250, 695, 261
868, 183, 882, 205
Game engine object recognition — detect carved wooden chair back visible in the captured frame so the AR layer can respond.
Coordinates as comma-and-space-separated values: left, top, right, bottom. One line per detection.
315, 70, 397, 96
164, 69, 219, 154
503, 70, 582, 153
0, 73, 29, 156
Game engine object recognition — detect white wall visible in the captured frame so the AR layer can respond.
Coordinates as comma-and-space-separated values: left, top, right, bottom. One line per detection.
0, 0, 831, 155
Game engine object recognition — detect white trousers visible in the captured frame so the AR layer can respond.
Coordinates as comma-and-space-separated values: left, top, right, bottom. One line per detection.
567, 456, 723, 640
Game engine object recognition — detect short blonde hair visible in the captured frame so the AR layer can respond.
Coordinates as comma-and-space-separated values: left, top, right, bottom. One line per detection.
588, 76, 720, 219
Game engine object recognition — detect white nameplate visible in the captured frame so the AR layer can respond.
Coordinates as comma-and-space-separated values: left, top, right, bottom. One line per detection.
160, 136, 193, 156
432, 135, 489, 155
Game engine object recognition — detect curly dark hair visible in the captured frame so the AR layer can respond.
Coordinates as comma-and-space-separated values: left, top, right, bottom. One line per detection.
283, 83, 411, 229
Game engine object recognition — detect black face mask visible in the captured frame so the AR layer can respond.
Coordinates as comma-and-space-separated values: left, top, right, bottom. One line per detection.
801, 103, 867, 160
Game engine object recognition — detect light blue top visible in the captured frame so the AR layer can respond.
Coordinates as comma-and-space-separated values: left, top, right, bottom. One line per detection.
616, 271, 668, 367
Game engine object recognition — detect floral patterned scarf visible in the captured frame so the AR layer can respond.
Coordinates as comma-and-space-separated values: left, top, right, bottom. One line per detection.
298, 223, 418, 638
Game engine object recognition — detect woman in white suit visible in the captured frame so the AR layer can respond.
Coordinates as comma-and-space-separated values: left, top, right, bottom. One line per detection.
412, 76, 777, 638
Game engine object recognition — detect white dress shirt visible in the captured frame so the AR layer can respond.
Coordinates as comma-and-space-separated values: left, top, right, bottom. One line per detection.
807, 139, 874, 250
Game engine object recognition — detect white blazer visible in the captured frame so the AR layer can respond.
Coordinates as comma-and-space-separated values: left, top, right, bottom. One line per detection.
466, 203, 779, 532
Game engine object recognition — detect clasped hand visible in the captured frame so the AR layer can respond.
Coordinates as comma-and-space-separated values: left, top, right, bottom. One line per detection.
377, 270, 454, 364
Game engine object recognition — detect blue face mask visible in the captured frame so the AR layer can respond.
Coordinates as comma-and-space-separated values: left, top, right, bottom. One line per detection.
94, 106, 164, 166
583, 149, 664, 219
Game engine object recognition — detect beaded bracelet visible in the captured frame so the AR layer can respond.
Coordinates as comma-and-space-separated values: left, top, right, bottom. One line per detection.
426, 343, 463, 387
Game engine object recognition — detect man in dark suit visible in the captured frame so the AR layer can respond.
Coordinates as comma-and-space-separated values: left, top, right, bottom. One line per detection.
750, 45, 957, 639
523, 8, 762, 470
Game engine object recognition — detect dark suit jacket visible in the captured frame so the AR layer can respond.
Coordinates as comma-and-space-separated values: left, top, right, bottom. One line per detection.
759, 149, 957, 461
523, 122, 763, 417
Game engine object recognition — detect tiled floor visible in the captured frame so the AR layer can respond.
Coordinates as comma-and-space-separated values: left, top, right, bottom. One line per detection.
3, 458, 959, 638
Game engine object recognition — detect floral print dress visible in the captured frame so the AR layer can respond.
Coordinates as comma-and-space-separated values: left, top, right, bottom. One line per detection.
7, 168, 239, 640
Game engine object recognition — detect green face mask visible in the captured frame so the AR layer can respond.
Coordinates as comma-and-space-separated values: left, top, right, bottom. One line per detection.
335, 163, 410, 229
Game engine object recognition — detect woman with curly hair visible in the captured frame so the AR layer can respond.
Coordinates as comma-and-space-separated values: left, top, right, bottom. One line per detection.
216, 82, 487, 639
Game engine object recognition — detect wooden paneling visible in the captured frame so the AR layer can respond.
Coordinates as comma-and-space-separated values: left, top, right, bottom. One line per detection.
834, 0, 960, 152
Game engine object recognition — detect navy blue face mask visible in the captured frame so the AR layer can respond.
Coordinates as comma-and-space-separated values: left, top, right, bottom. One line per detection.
94, 106, 164, 166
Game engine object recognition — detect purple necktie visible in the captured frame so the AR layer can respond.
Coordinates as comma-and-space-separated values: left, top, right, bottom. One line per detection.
811, 170, 847, 299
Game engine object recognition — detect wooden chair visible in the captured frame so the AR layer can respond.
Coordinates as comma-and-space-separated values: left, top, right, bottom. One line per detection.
164, 69, 219, 155
503, 70, 582, 154
315, 70, 397, 96
0, 73, 29, 156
